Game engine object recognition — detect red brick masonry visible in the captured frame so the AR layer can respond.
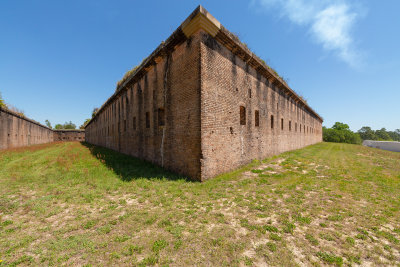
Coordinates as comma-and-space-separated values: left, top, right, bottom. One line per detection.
0, 107, 85, 150
85, 6, 323, 181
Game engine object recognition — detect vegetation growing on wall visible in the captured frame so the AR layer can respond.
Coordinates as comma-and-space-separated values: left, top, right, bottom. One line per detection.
6, 104, 25, 117
0, 91, 25, 116
116, 62, 142, 91
45, 120, 52, 129
323, 122, 362, 144
92, 108, 99, 118
255, 58, 289, 86
0, 92, 5, 108
80, 118, 91, 129
231, 33, 290, 88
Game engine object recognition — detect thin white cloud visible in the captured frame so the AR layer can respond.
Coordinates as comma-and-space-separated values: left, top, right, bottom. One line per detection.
255, 0, 364, 68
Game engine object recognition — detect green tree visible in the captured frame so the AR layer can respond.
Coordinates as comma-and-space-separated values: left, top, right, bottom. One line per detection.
323, 122, 361, 144
54, 121, 77, 129
332, 122, 350, 131
358, 126, 377, 140
45, 120, 52, 129
63, 121, 76, 129
375, 128, 391, 141
387, 130, 400, 142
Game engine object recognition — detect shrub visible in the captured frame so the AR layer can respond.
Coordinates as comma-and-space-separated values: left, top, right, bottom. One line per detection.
323, 122, 361, 144
0, 92, 5, 108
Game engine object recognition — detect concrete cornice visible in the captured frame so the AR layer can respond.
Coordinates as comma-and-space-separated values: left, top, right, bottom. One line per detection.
181, 6, 221, 38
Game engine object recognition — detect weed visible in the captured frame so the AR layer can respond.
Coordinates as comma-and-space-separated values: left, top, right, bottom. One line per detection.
114, 235, 130, 243
173, 239, 182, 250
82, 220, 97, 229
327, 215, 343, 222
139, 255, 158, 266
1, 220, 13, 226
316, 252, 343, 266
320, 233, 335, 241
305, 234, 319, 245
270, 233, 282, 241
266, 242, 277, 252
355, 233, 367, 240
152, 239, 168, 253
264, 225, 278, 233
376, 230, 399, 244
211, 237, 223, 247
345, 237, 355, 246
158, 219, 172, 227
244, 256, 253, 266
97, 224, 112, 234
283, 222, 295, 234
124, 244, 143, 255
294, 214, 311, 224
344, 253, 361, 264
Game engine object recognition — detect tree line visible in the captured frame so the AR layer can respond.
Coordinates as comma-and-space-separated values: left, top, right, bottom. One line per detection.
45, 120, 78, 130
323, 122, 400, 144
45, 107, 97, 130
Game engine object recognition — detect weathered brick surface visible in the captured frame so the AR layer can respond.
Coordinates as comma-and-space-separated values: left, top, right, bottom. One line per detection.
199, 31, 322, 180
85, 7, 323, 181
0, 107, 54, 149
85, 32, 202, 180
0, 107, 86, 150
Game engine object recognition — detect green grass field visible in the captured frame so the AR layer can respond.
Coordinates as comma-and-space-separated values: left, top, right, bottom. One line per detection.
0, 142, 399, 266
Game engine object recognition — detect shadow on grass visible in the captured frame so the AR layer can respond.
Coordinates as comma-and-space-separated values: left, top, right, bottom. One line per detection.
81, 142, 191, 182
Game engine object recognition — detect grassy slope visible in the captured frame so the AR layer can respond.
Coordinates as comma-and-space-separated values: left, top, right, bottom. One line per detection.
0, 142, 399, 266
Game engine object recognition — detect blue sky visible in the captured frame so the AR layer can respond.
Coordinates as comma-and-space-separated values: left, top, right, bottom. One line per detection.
0, 0, 399, 131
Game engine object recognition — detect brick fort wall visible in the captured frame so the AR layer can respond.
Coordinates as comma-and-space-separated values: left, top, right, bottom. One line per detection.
199, 31, 322, 179
85, 6, 323, 181
0, 107, 54, 150
54, 130, 85, 142
85, 31, 202, 179
0, 107, 86, 150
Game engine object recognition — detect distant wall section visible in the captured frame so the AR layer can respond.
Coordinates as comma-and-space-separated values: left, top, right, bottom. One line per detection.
54, 130, 85, 142
0, 107, 54, 150
363, 140, 400, 152
0, 107, 86, 150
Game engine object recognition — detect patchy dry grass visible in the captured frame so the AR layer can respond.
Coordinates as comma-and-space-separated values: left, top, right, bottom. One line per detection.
0, 142, 400, 266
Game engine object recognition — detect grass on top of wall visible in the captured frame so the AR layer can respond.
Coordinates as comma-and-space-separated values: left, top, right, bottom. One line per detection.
0, 141, 399, 266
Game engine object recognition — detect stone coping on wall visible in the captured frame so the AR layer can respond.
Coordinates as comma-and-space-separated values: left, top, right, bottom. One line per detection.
1, 106, 85, 133
86, 5, 323, 128
0, 106, 51, 131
